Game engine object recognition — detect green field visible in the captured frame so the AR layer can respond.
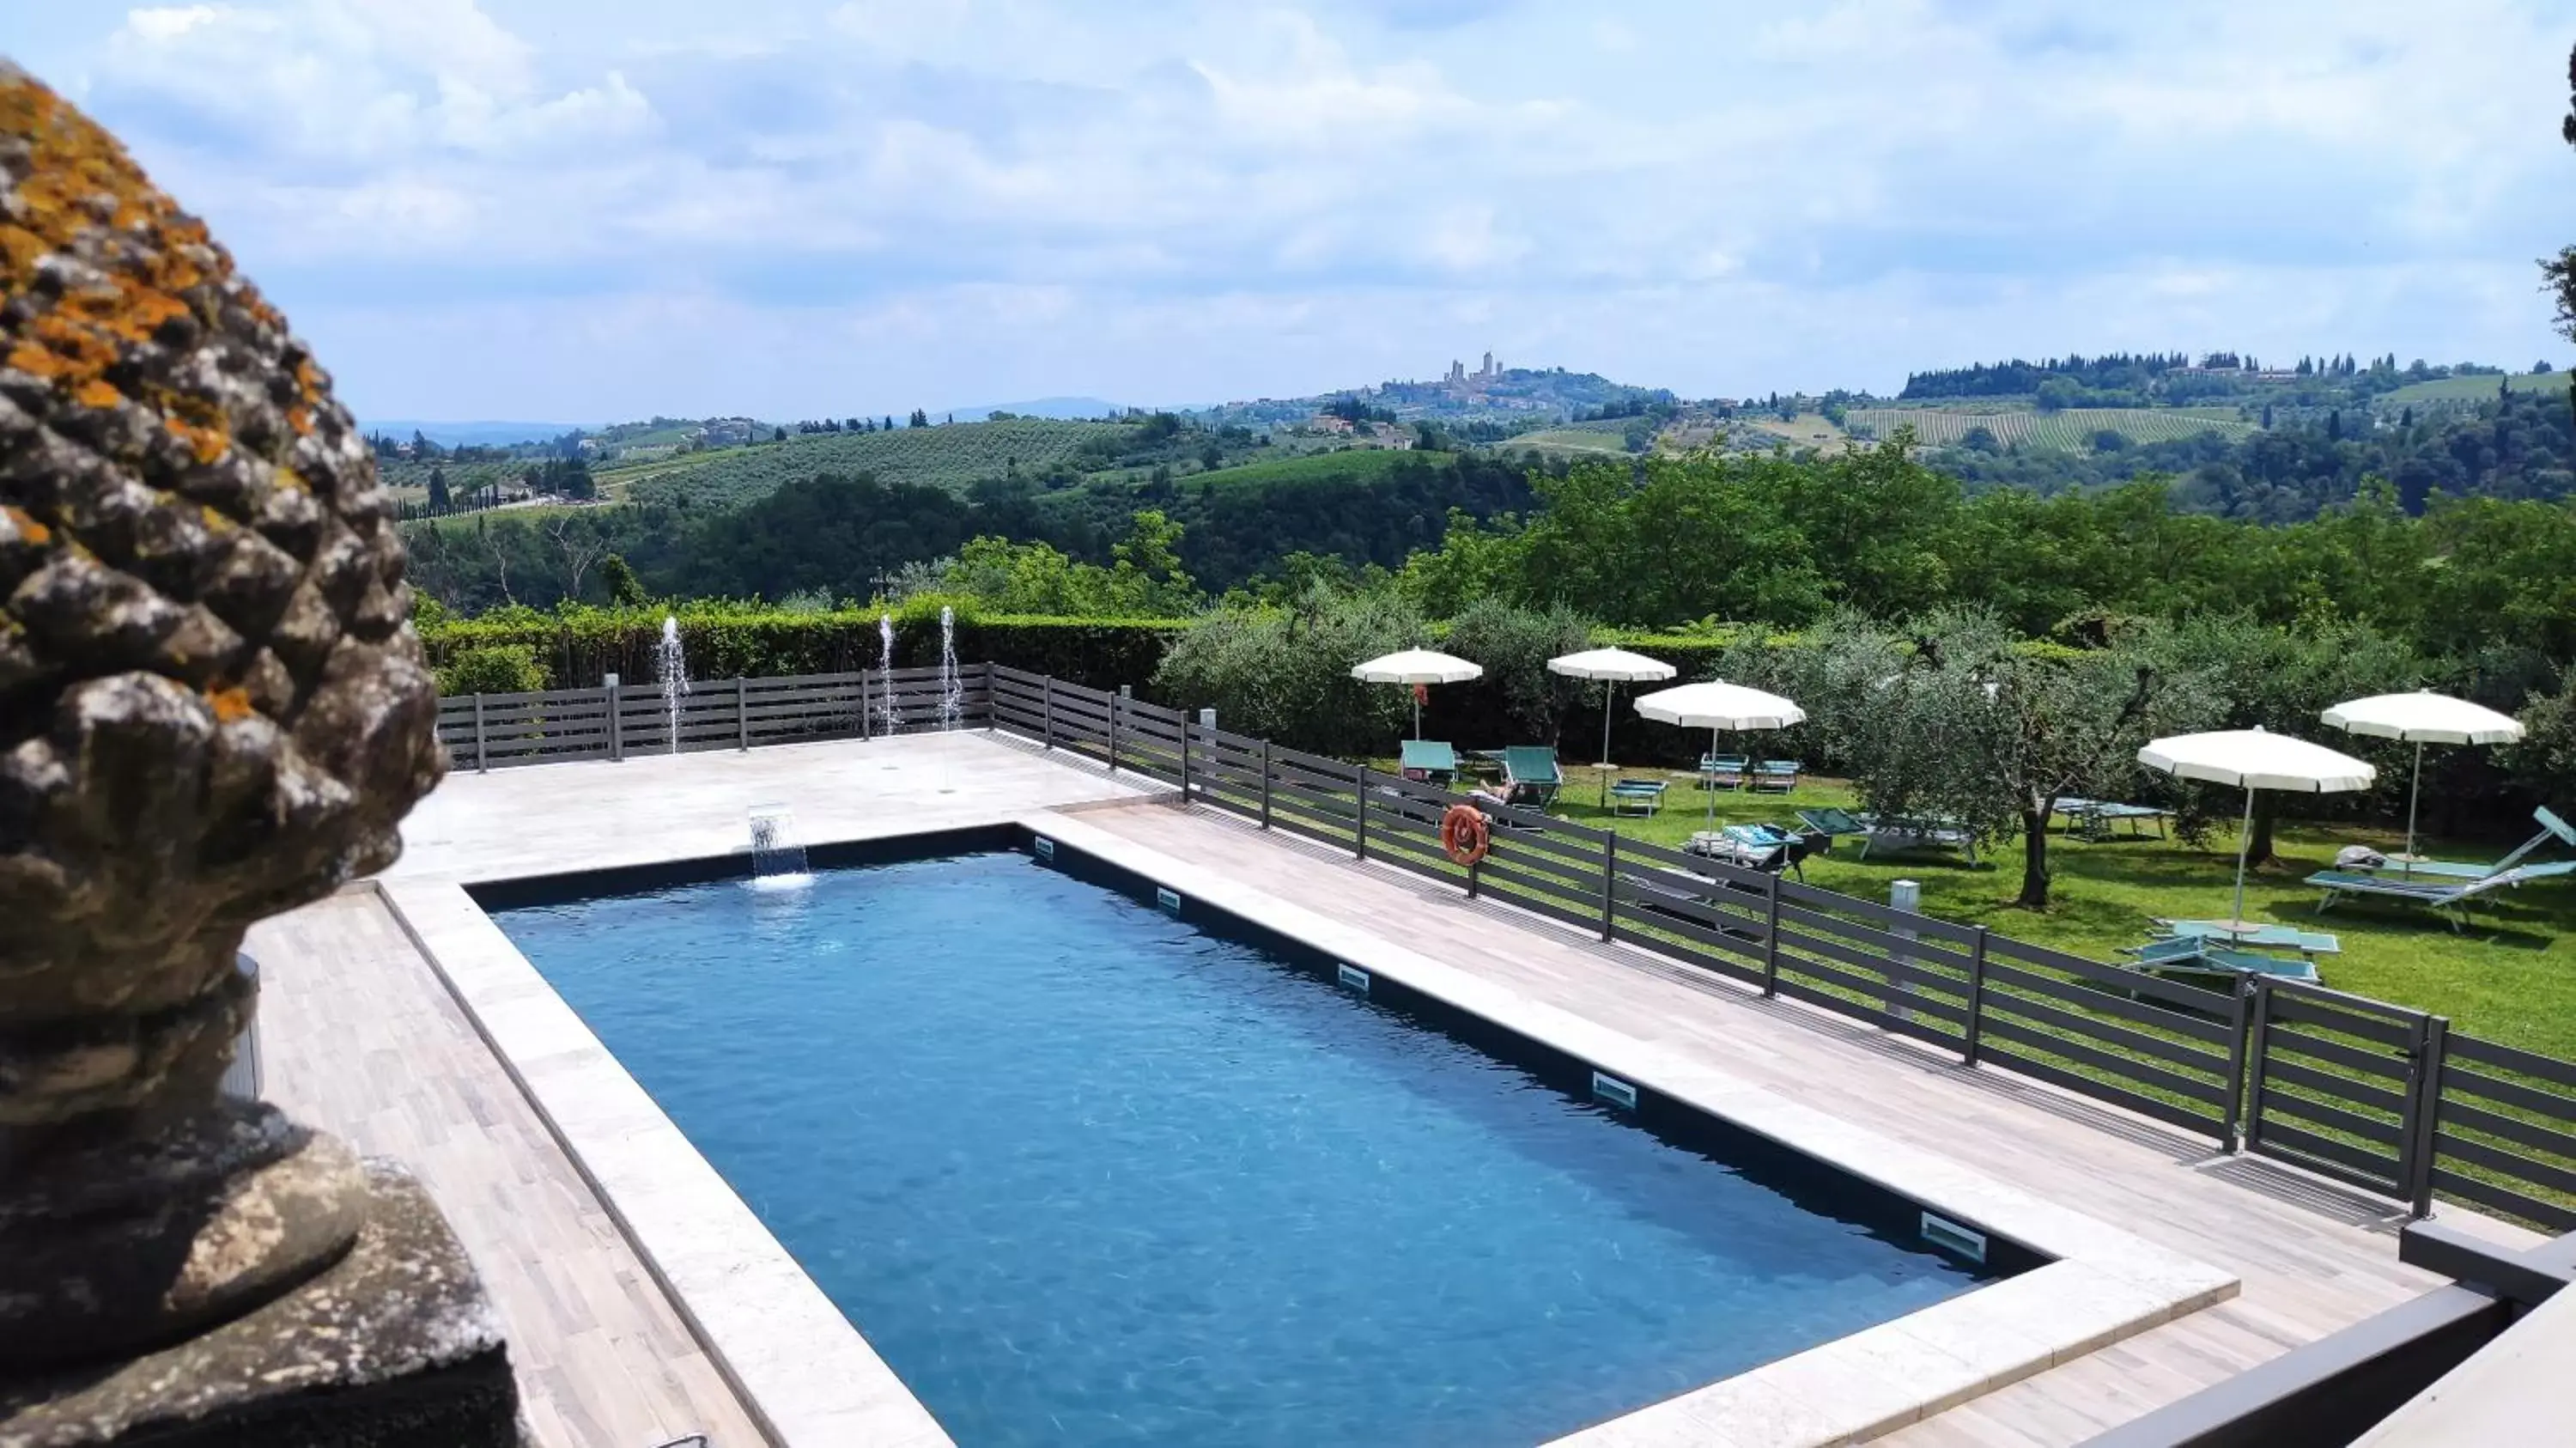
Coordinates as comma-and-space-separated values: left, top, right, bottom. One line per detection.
621, 420, 1123, 510
2377, 371, 2565, 405
1510, 428, 1638, 458
378, 458, 529, 504
1846, 407, 2256, 451
1185, 447, 1419, 490
1510, 770, 2576, 1062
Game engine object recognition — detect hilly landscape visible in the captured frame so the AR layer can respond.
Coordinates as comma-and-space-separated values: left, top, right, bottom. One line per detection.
392, 349, 2574, 616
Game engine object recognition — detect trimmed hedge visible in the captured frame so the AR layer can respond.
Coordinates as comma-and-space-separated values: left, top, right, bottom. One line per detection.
419, 603, 1183, 695
417, 603, 1788, 760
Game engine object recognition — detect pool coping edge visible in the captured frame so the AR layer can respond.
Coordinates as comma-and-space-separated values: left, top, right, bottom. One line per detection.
374, 875, 956, 1448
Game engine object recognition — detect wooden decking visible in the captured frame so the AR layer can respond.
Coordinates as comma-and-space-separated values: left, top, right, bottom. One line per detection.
1069, 801, 2493, 1445
249, 891, 769, 1448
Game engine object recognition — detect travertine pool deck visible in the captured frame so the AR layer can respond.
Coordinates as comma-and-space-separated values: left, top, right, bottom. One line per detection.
246, 730, 2512, 1445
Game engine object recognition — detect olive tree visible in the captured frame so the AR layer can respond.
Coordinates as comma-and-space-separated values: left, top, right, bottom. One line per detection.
1835, 611, 2221, 909
1153, 583, 1422, 755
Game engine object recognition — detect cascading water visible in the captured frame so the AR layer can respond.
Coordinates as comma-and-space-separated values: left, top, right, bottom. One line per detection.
657, 616, 690, 755
938, 605, 962, 732
877, 612, 898, 737
745, 806, 813, 891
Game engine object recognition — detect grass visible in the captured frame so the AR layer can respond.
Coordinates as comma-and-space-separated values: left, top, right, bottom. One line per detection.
1734, 412, 1849, 451
2378, 371, 2564, 405
623, 420, 1124, 510
1845, 407, 2257, 451
1469, 765, 2576, 1060
1510, 428, 1638, 458
1186, 448, 1419, 490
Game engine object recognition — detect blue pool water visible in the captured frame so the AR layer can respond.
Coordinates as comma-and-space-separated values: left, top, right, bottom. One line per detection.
495, 849, 1993, 1447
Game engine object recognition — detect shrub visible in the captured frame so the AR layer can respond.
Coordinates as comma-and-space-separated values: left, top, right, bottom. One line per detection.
1154, 587, 1424, 755
435, 644, 550, 697
1441, 599, 1594, 743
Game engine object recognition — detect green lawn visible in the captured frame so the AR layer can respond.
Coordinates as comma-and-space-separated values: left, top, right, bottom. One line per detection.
1417, 764, 2576, 1060
2377, 371, 2564, 405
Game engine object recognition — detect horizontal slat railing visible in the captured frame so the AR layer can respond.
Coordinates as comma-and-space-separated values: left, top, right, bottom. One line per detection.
438, 666, 991, 770
2431, 1031, 2576, 1231
452, 662, 2576, 1229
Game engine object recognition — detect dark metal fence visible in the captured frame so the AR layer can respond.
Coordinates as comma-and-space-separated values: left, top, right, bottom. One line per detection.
434, 660, 2576, 1232
434, 664, 988, 770
984, 663, 2576, 1232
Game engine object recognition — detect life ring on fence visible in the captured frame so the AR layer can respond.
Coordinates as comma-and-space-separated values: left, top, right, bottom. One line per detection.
1441, 803, 1492, 867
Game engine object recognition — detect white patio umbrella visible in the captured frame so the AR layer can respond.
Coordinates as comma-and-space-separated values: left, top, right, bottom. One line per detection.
1549, 648, 1678, 804
2321, 691, 2524, 869
2138, 728, 2375, 934
1351, 648, 1482, 739
1633, 680, 1807, 823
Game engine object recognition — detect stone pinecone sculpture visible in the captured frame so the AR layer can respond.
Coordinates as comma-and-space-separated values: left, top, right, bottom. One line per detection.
0, 60, 447, 1369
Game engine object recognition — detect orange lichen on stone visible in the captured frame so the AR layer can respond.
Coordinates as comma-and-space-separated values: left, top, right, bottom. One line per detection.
74, 378, 118, 408
0, 70, 245, 413
167, 414, 228, 464
205, 686, 255, 723
2, 505, 51, 545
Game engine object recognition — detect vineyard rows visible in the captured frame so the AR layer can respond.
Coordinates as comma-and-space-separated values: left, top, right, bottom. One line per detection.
1845, 408, 2255, 451
620, 419, 1121, 509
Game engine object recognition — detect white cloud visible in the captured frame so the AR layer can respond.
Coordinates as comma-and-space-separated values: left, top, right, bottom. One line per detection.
21, 0, 2568, 418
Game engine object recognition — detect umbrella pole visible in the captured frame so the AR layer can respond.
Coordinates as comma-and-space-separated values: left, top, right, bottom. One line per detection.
1413, 691, 1420, 741
1601, 681, 1615, 807
1707, 727, 1720, 825
2232, 786, 2256, 929
2403, 740, 2423, 873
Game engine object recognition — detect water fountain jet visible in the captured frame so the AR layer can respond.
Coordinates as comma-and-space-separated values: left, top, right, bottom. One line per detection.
658, 616, 690, 755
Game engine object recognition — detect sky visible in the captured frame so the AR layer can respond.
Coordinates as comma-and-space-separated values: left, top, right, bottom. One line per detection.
7, 0, 2573, 423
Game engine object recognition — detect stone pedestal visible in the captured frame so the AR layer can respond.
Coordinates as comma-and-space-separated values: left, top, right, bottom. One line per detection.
0, 1163, 521, 1448
2, 60, 518, 1448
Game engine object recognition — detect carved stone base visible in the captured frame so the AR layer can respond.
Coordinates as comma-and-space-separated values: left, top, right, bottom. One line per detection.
0, 1161, 523, 1448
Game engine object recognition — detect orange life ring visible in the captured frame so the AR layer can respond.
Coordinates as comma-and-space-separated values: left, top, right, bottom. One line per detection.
1441, 803, 1492, 867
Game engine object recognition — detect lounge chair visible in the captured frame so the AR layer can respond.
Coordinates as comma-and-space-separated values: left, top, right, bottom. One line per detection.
1698, 752, 1747, 790
1400, 738, 1459, 785
2056, 798, 2172, 841
1608, 778, 1668, 816
1795, 806, 1868, 843
2119, 934, 2319, 983
2153, 919, 2340, 956
1688, 824, 1810, 878
2306, 860, 2576, 930
1751, 760, 1801, 793
1498, 745, 1562, 807
2359, 806, 2576, 881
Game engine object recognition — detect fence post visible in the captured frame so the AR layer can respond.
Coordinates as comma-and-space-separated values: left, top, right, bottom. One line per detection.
2401, 1013, 2449, 1218
2244, 977, 2276, 1153
1354, 767, 1370, 861
1179, 713, 1192, 804
1963, 926, 1989, 1067
1601, 834, 1617, 942
1108, 690, 1120, 775
1260, 740, 1273, 829
472, 694, 489, 774
1041, 676, 1054, 748
2221, 975, 2254, 1153
736, 676, 749, 751
982, 662, 995, 730
1761, 873, 1783, 997
605, 673, 623, 763
1887, 879, 1921, 1025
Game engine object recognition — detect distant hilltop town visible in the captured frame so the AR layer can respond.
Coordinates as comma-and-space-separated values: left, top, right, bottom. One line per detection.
1444, 351, 1502, 386
1198, 354, 1669, 429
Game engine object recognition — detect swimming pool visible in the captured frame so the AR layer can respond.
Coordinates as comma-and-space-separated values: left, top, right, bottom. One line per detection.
492, 842, 2019, 1447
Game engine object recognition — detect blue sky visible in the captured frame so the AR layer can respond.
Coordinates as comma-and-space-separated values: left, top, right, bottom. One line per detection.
9, 0, 2573, 421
